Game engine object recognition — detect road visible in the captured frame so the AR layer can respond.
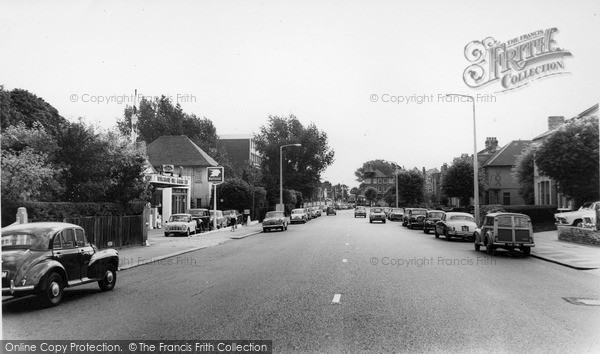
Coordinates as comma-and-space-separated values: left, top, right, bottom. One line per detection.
3, 209, 600, 352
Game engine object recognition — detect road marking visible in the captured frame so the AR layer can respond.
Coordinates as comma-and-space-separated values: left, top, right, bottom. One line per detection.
345, 243, 349, 246
332, 294, 341, 303
579, 299, 600, 306
342, 259, 347, 262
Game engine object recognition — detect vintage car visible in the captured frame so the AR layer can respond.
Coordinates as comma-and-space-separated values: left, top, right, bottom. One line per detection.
262, 211, 289, 232
326, 206, 337, 215
434, 212, 476, 240
474, 212, 535, 255
388, 208, 404, 221
423, 210, 445, 234
404, 208, 427, 229
2, 222, 118, 307
369, 207, 387, 223
164, 213, 197, 236
187, 208, 210, 232
314, 207, 322, 217
209, 210, 228, 229
290, 208, 308, 224
354, 206, 367, 218
309, 207, 320, 219
555, 201, 599, 227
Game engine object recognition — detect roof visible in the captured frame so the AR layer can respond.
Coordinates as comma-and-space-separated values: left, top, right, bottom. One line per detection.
218, 134, 253, 140
482, 140, 531, 167
146, 136, 218, 167
533, 103, 599, 141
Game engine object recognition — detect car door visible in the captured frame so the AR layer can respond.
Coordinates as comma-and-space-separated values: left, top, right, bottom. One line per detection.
436, 214, 445, 234
53, 228, 81, 281
75, 228, 94, 279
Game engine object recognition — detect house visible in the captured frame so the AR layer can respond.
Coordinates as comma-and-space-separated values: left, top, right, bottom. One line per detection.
481, 140, 532, 205
146, 136, 219, 222
217, 134, 263, 169
361, 167, 395, 203
532, 104, 599, 208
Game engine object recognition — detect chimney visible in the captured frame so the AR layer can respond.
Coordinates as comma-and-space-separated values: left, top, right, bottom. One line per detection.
548, 116, 565, 130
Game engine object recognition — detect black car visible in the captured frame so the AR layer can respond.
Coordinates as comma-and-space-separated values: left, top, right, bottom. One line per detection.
187, 208, 210, 232
423, 210, 445, 234
326, 206, 337, 215
2, 222, 119, 307
405, 208, 428, 229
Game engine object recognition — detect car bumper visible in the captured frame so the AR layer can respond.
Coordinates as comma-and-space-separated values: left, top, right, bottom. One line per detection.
371, 217, 386, 221
263, 224, 284, 229
408, 221, 424, 227
491, 242, 535, 247
164, 230, 188, 236
2, 280, 35, 296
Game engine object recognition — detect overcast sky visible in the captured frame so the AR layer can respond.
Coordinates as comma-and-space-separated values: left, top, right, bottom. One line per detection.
2, 0, 598, 188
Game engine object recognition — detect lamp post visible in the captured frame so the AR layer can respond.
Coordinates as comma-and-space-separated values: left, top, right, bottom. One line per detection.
395, 169, 400, 208
446, 94, 479, 225
279, 143, 302, 210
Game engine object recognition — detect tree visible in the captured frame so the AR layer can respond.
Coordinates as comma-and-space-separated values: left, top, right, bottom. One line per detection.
117, 96, 218, 153
383, 186, 397, 207
364, 187, 378, 206
535, 115, 599, 208
214, 178, 253, 210
512, 144, 536, 205
350, 187, 361, 201
254, 114, 335, 209
441, 156, 481, 207
397, 170, 425, 206
354, 160, 400, 183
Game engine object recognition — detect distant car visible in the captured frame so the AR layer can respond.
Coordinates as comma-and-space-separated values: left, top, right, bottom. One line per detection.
388, 208, 404, 221
434, 212, 476, 241
405, 208, 427, 229
555, 201, 599, 227
262, 211, 289, 232
354, 206, 367, 218
2, 222, 118, 307
187, 208, 210, 232
326, 206, 337, 215
222, 210, 243, 226
423, 210, 445, 234
474, 212, 535, 255
369, 207, 386, 223
314, 208, 322, 217
209, 210, 228, 229
309, 207, 319, 219
165, 214, 197, 236
290, 208, 308, 224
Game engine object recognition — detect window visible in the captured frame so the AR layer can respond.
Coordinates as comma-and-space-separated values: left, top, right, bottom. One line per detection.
75, 229, 89, 247
484, 217, 494, 226
538, 181, 551, 205
503, 192, 510, 205
52, 234, 62, 249
378, 178, 383, 184
60, 229, 76, 248
497, 216, 512, 227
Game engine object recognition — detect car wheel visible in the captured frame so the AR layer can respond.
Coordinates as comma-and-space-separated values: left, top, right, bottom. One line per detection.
186, 228, 190, 237
408, 224, 412, 229
521, 246, 531, 256
263, 228, 267, 232
284, 224, 288, 231
164, 233, 169, 237
434, 228, 439, 238
40, 272, 64, 307
98, 265, 117, 291
474, 241, 480, 251
485, 237, 495, 255
424, 228, 429, 234
444, 229, 451, 241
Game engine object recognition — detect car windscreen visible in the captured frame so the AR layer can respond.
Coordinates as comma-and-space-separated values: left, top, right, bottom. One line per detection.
266, 212, 284, 218
513, 216, 531, 228
372, 208, 383, 213
187, 210, 206, 216
449, 215, 475, 222
169, 215, 189, 222
291, 210, 304, 214
1, 232, 45, 250
412, 210, 427, 215
428, 212, 444, 218
392, 209, 403, 213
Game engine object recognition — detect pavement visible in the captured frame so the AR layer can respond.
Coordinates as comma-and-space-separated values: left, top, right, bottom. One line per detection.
115, 223, 600, 271
117, 222, 263, 270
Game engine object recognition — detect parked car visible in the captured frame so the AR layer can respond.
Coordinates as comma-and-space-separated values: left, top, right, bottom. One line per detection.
262, 211, 289, 232
434, 212, 476, 240
402, 208, 413, 226
404, 208, 427, 229
187, 208, 210, 232
209, 210, 228, 229
314, 208, 322, 217
326, 206, 337, 215
309, 207, 320, 218
2, 222, 119, 307
290, 208, 308, 224
388, 208, 404, 221
165, 213, 197, 236
369, 207, 387, 223
354, 206, 367, 218
555, 201, 599, 227
474, 212, 535, 255
423, 210, 445, 234
222, 210, 243, 226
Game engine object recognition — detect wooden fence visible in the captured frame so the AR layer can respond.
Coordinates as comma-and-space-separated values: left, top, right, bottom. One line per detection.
64, 214, 147, 249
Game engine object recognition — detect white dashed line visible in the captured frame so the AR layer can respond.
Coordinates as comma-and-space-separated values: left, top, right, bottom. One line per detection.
345, 243, 349, 246
332, 294, 341, 303
342, 259, 348, 263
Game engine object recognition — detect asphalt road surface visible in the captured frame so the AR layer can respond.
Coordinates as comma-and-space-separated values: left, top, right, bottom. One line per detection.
3, 210, 600, 352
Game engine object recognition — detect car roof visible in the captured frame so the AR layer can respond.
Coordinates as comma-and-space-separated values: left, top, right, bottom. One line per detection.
445, 212, 473, 216
171, 213, 191, 216
1, 222, 82, 239
486, 212, 530, 217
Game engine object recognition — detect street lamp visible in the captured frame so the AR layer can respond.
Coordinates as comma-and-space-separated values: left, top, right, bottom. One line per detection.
395, 169, 400, 208
279, 143, 302, 210
446, 93, 479, 225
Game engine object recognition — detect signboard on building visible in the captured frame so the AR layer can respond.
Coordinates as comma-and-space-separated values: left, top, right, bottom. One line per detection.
207, 166, 224, 184
162, 164, 174, 174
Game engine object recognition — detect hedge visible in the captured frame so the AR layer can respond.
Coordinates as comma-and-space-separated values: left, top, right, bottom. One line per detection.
1, 200, 147, 227
478, 204, 557, 225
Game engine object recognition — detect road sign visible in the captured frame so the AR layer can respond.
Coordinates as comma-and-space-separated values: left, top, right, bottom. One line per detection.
207, 166, 224, 184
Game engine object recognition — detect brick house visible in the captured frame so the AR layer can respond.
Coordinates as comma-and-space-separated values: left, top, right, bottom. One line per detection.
481, 140, 531, 205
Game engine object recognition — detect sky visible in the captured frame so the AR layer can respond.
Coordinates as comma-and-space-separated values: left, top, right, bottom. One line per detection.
1, 0, 598, 189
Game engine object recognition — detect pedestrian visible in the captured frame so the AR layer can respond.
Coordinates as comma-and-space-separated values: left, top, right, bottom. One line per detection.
230, 211, 237, 232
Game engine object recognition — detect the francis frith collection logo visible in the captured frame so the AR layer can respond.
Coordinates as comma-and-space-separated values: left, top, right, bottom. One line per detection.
463, 28, 572, 92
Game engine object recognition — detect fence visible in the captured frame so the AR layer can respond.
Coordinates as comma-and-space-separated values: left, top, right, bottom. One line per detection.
64, 215, 147, 249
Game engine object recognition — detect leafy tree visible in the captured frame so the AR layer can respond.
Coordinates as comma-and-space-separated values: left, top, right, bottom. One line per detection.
397, 170, 425, 206
364, 187, 378, 206
215, 177, 253, 210
535, 115, 599, 208
0, 86, 68, 135
350, 187, 361, 201
383, 186, 397, 207
512, 144, 536, 205
117, 96, 218, 153
354, 160, 400, 182
441, 156, 483, 206
254, 114, 335, 209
